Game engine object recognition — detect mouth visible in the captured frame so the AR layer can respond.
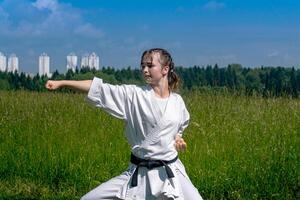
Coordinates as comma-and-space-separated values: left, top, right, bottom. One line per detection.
144, 75, 151, 81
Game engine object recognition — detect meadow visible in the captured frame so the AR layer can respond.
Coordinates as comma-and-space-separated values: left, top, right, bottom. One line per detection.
0, 90, 299, 199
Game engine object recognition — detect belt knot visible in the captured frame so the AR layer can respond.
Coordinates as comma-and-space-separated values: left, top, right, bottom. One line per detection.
130, 153, 178, 187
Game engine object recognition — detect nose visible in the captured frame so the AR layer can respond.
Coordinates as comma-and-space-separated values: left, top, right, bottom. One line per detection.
142, 66, 149, 74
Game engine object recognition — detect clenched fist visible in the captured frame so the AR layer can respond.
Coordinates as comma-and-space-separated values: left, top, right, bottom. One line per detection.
175, 134, 187, 152
45, 80, 62, 90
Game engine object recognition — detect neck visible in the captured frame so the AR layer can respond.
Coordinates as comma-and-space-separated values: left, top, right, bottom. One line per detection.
151, 77, 170, 98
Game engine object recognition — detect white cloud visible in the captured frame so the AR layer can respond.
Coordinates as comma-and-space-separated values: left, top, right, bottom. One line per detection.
264, 51, 297, 67
268, 50, 280, 57
0, 7, 10, 31
32, 0, 58, 12
196, 54, 237, 66
0, 7, 9, 20
74, 23, 104, 38
203, 1, 226, 11
0, 0, 104, 38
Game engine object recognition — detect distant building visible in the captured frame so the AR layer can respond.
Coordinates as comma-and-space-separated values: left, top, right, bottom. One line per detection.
80, 52, 100, 70
0, 52, 6, 72
66, 52, 78, 72
7, 54, 19, 73
88, 52, 100, 70
80, 53, 89, 68
39, 53, 51, 77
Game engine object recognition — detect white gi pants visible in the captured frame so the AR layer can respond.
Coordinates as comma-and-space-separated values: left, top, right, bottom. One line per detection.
81, 169, 203, 200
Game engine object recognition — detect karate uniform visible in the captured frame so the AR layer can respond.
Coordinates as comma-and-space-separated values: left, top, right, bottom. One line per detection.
82, 77, 203, 200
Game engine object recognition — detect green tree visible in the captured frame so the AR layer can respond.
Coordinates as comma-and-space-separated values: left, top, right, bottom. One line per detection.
66, 69, 75, 80
245, 70, 261, 95
289, 68, 298, 97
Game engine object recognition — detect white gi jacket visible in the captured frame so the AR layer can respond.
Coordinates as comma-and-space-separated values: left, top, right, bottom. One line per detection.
86, 77, 192, 200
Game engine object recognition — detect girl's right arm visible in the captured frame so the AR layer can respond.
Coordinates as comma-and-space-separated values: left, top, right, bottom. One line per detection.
45, 80, 92, 92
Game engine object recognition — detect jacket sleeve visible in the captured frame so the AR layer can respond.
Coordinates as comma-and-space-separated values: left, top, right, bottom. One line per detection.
177, 97, 190, 136
86, 77, 133, 120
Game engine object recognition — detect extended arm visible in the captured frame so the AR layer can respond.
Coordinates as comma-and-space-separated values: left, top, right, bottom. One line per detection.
45, 80, 92, 92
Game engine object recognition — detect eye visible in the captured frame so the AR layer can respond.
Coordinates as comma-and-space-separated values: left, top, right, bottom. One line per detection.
141, 64, 154, 69
141, 65, 147, 69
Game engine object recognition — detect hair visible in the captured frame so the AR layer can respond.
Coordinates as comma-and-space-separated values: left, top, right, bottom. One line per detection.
141, 48, 180, 92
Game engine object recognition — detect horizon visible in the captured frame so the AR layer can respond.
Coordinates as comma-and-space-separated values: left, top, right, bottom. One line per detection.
0, 0, 300, 73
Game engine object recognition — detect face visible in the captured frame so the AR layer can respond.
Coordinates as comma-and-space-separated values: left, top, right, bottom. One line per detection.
141, 52, 169, 85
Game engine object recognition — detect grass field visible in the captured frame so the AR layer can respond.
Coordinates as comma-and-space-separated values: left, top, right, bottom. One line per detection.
0, 90, 299, 199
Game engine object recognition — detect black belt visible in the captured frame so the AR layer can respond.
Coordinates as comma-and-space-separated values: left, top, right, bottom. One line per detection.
130, 153, 178, 187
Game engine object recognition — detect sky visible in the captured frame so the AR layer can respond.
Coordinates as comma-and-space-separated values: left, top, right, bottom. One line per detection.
0, 0, 300, 74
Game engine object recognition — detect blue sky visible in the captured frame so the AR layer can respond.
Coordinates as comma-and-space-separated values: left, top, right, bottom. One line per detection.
0, 0, 299, 73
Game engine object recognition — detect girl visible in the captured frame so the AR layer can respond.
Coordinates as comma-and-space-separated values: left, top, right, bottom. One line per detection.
45, 48, 203, 200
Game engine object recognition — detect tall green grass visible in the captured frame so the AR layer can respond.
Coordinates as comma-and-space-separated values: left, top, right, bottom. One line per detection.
1, 91, 299, 199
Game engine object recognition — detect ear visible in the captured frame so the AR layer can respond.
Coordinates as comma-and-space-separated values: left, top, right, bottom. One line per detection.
162, 65, 169, 76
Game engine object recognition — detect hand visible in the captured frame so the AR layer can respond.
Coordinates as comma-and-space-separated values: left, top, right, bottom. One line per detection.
45, 80, 62, 90
174, 134, 187, 152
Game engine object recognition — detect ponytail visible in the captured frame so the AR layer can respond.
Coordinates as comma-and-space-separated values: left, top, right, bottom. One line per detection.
168, 70, 180, 92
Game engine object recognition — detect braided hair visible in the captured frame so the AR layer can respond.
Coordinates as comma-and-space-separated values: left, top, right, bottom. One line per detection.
141, 48, 180, 91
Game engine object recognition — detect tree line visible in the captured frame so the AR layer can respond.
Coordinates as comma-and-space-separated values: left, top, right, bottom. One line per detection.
1, 64, 300, 97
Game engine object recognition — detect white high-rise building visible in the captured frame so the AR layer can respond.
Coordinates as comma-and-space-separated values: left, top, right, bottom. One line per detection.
81, 53, 89, 68
7, 54, 19, 73
66, 53, 78, 72
0, 52, 6, 72
39, 53, 51, 77
88, 52, 100, 70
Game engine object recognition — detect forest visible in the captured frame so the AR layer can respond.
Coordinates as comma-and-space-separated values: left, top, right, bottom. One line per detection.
1, 64, 300, 97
